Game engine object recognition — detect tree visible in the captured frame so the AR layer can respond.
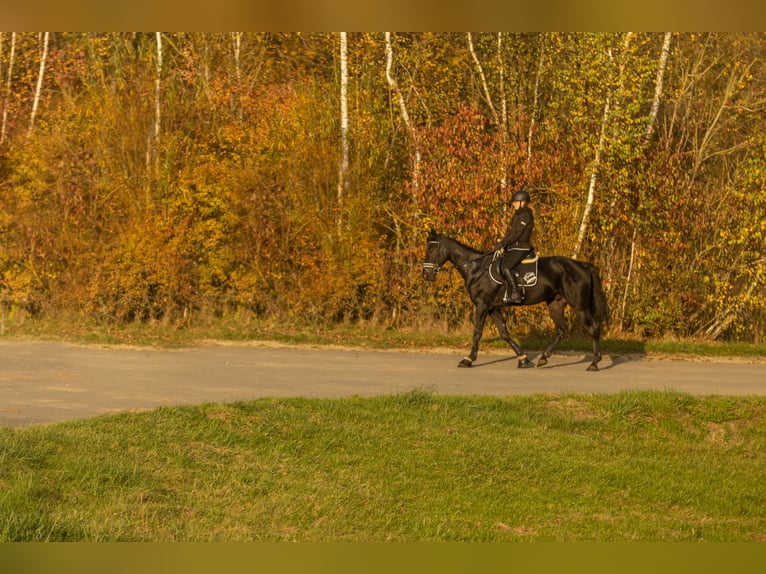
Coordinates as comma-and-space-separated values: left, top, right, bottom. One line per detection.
27, 31, 49, 140
337, 31, 349, 228
618, 32, 673, 326
467, 32, 508, 194
153, 32, 162, 162
572, 35, 632, 259
384, 32, 421, 196
1, 32, 16, 145
643, 32, 672, 145
1, 32, 765, 341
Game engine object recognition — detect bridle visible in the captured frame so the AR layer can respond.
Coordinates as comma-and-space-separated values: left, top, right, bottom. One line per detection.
422, 240, 442, 275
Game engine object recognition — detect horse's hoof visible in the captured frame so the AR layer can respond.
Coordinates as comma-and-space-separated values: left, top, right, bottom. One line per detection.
536, 357, 548, 368
458, 358, 473, 368
587, 363, 600, 372
518, 358, 531, 368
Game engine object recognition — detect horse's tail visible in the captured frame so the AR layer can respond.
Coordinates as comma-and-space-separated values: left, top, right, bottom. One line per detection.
586, 263, 610, 326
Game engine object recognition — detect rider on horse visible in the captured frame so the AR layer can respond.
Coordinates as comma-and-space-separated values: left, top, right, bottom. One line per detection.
495, 189, 535, 303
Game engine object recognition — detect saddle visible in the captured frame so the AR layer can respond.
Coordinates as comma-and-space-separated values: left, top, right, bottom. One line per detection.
489, 249, 539, 288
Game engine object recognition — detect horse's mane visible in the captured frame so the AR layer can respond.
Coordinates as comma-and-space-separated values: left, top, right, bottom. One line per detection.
441, 234, 490, 257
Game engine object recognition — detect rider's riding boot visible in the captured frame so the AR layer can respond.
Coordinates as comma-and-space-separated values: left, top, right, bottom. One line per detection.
501, 267, 522, 303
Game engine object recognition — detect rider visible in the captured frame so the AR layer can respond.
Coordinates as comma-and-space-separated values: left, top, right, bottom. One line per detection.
495, 189, 535, 303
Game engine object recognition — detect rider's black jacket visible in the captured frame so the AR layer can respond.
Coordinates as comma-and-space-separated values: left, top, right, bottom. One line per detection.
496, 206, 534, 251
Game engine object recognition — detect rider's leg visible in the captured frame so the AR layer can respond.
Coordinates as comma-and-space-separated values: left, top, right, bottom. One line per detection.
501, 265, 521, 303
500, 250, 525, 303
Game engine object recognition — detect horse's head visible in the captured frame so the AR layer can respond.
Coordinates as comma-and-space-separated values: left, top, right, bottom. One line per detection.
422, 229, 446, 281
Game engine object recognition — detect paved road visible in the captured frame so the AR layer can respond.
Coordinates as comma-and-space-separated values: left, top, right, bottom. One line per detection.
1, 340, 765, 427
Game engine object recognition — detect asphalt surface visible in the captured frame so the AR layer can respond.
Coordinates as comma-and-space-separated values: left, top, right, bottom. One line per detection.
1, 340, 765, 427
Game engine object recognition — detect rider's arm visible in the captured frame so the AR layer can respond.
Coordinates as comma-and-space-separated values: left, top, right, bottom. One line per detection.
497, 210, 533, 249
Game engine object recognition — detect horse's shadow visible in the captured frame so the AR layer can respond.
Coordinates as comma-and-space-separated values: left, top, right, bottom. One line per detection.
471, 352, 633, 370
471, 356, 518, 368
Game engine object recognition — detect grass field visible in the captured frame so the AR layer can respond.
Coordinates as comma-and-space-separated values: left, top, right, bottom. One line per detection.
2, 390, 765, 542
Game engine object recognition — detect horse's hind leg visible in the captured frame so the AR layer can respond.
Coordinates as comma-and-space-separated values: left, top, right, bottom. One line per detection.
578, 312, 603, 371
489, 309, 530, 368
537, 298, 568, 368
587, 323, 603, 371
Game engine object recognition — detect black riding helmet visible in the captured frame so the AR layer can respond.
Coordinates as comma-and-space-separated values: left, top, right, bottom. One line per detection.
511, 189, 531, 203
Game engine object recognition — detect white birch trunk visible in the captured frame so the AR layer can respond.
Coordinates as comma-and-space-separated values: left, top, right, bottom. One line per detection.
572, 43, 616, 259
154, 32, 162, 141
468, 33, 507, 194
572, 34, 632, 259
643, 32, 672, 145
467, 32, 499, 125
1, 31, 16, 145
145, 32, 163, 201
338, 32, 349, 224
27, 31, 49, 140
572, 91, 610, 259
385, 32, 420, 196
497, 32, 507, 194
497, 33, 507, 130
231, 32, 243, 121
231, 32, 242, 85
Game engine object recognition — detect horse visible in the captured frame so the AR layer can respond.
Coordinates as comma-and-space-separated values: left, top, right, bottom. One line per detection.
421, 229, 610, 371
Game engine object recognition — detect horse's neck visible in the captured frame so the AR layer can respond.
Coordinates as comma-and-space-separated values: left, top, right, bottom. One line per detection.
444, 239, 481, 275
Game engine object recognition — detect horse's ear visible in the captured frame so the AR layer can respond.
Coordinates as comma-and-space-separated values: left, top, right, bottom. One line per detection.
427, 228, 436, 240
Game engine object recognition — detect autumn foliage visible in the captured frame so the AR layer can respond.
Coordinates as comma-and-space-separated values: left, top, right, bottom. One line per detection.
0, 32, 764, 342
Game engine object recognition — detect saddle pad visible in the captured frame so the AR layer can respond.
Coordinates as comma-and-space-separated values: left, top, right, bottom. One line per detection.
517, 257, 538, 287
488, 255, 539, 287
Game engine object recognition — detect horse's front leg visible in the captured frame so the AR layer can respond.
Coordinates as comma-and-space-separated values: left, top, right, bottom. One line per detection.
489, 309, 530, 368
458, 305, 489, 368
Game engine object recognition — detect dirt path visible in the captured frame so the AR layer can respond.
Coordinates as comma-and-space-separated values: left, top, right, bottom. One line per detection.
1, 340, 765, 427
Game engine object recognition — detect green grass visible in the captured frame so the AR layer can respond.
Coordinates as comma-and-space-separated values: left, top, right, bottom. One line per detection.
4, 314, 766, 358
2, 390, 765, 541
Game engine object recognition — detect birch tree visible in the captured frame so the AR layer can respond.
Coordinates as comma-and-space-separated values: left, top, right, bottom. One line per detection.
572, 33, 632, 259
27, 31, 49, 140
337, 31, 349, 227
467, 32, 508, 194
620, 32, 673, 325
0, 31, 15, 145
231, 32, 242, 86
154, 32, 162, 143
643, 32, 672, 145
146, 30, 163, 196
497, 33, 507, 133
467, 32, 499, 125
572, 87, 610, 258
384, 32, 421, 196
230, 32, 243, 120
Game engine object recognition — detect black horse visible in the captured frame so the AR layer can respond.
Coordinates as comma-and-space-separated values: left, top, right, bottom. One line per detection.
422, 229, 609, 371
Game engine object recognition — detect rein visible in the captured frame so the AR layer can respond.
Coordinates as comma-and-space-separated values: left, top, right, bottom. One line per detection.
423, 237, 486, 275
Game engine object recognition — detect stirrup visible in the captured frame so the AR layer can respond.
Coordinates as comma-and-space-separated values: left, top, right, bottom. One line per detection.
504, 289, 522, 303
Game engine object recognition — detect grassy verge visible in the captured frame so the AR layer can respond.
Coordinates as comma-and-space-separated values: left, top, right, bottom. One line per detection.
3, 314, 765, 359
2, 391, 765, 541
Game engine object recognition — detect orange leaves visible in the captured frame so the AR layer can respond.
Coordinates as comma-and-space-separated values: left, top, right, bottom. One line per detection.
2, 33, 766, 340
415, 105, 515, 248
